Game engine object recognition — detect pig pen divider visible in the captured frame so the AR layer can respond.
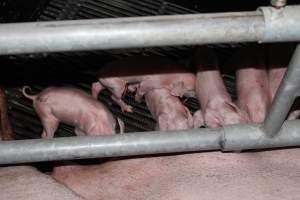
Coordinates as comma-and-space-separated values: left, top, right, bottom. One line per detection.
0, 5, 299, 55
1, 4, 300, 164
1, 120, 300, 164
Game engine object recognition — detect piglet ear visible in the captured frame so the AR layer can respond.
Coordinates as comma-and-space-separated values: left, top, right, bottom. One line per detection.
170, 81, 184, 97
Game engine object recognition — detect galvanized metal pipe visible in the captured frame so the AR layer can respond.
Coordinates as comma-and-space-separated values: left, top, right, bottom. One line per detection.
1, 120, 300, 165
0, 6, 299, 55
0, 128, 222, 164
223, 120, 300, 151
0, 11, 264, 55
264, 44, 300, 137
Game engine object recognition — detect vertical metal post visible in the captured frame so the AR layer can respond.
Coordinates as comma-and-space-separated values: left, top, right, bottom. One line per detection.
264, 44, 300, 137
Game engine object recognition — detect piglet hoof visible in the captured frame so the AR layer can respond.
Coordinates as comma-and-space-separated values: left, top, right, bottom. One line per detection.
122, 105, 133, 113
127, 84, 139, 93
193, 110, 204, 128
41, 132, 50, 139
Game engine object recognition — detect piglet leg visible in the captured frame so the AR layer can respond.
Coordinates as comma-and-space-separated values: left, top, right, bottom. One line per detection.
194, 46, 249, 128
74, 128, 86, 136
111, 96, 132, 113
91, 82, 105, 99
235, 46, 270, 123
99, 78, 133, 113
193, 110, 204, 128
135, 81, 151, 103
40, 117, 59, 139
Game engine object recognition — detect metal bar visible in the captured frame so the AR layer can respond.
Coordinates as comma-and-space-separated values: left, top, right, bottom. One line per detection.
4, 5, 300, 56
0, 128, 222, 164
264, 44, 300, 137
0, 11, 264, 55
1, 120, 300, 165
0, 6, 298, 55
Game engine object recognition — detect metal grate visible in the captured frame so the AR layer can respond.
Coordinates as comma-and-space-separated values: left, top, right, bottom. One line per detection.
4, 0, 238, 140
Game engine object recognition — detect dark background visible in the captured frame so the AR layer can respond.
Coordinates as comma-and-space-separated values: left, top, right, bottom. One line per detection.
1, 0, 300, 22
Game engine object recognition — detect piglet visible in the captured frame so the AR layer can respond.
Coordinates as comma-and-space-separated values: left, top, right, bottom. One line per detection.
92, 56, 196, 113
22, 86, 124, 138
145, 88, 197, 131
192, 46, 249, 128
233, 45, 270, 123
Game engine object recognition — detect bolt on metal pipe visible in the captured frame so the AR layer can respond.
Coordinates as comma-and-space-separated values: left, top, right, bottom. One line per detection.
264, 44, 300, 137
0, 6, 299, 55
1, 121, 300, 165
271, 0, 287, 8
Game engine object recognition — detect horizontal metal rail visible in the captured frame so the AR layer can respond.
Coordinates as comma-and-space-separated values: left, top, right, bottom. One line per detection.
0, 6, 299, 55
0, 120, 300, 165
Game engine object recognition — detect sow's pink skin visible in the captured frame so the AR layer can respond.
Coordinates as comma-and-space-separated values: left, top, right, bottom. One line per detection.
52, 149, 300, 200
22, 86, 124, 138
192, 46, 249, 128
232, 45, 270, 123
91, 56, 196, 113
267, 43, 298, 120
145, 88, 197, 131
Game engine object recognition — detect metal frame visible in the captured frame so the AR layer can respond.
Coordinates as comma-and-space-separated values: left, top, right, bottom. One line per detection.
0, 6, 299, 55
0, 5, 299, 164
1, 120, 300, 165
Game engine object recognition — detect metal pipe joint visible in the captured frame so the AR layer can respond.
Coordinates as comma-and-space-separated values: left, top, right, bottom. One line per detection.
271, 0, 287, 8
263, 44, 300, 137
259, 6, 300, 42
